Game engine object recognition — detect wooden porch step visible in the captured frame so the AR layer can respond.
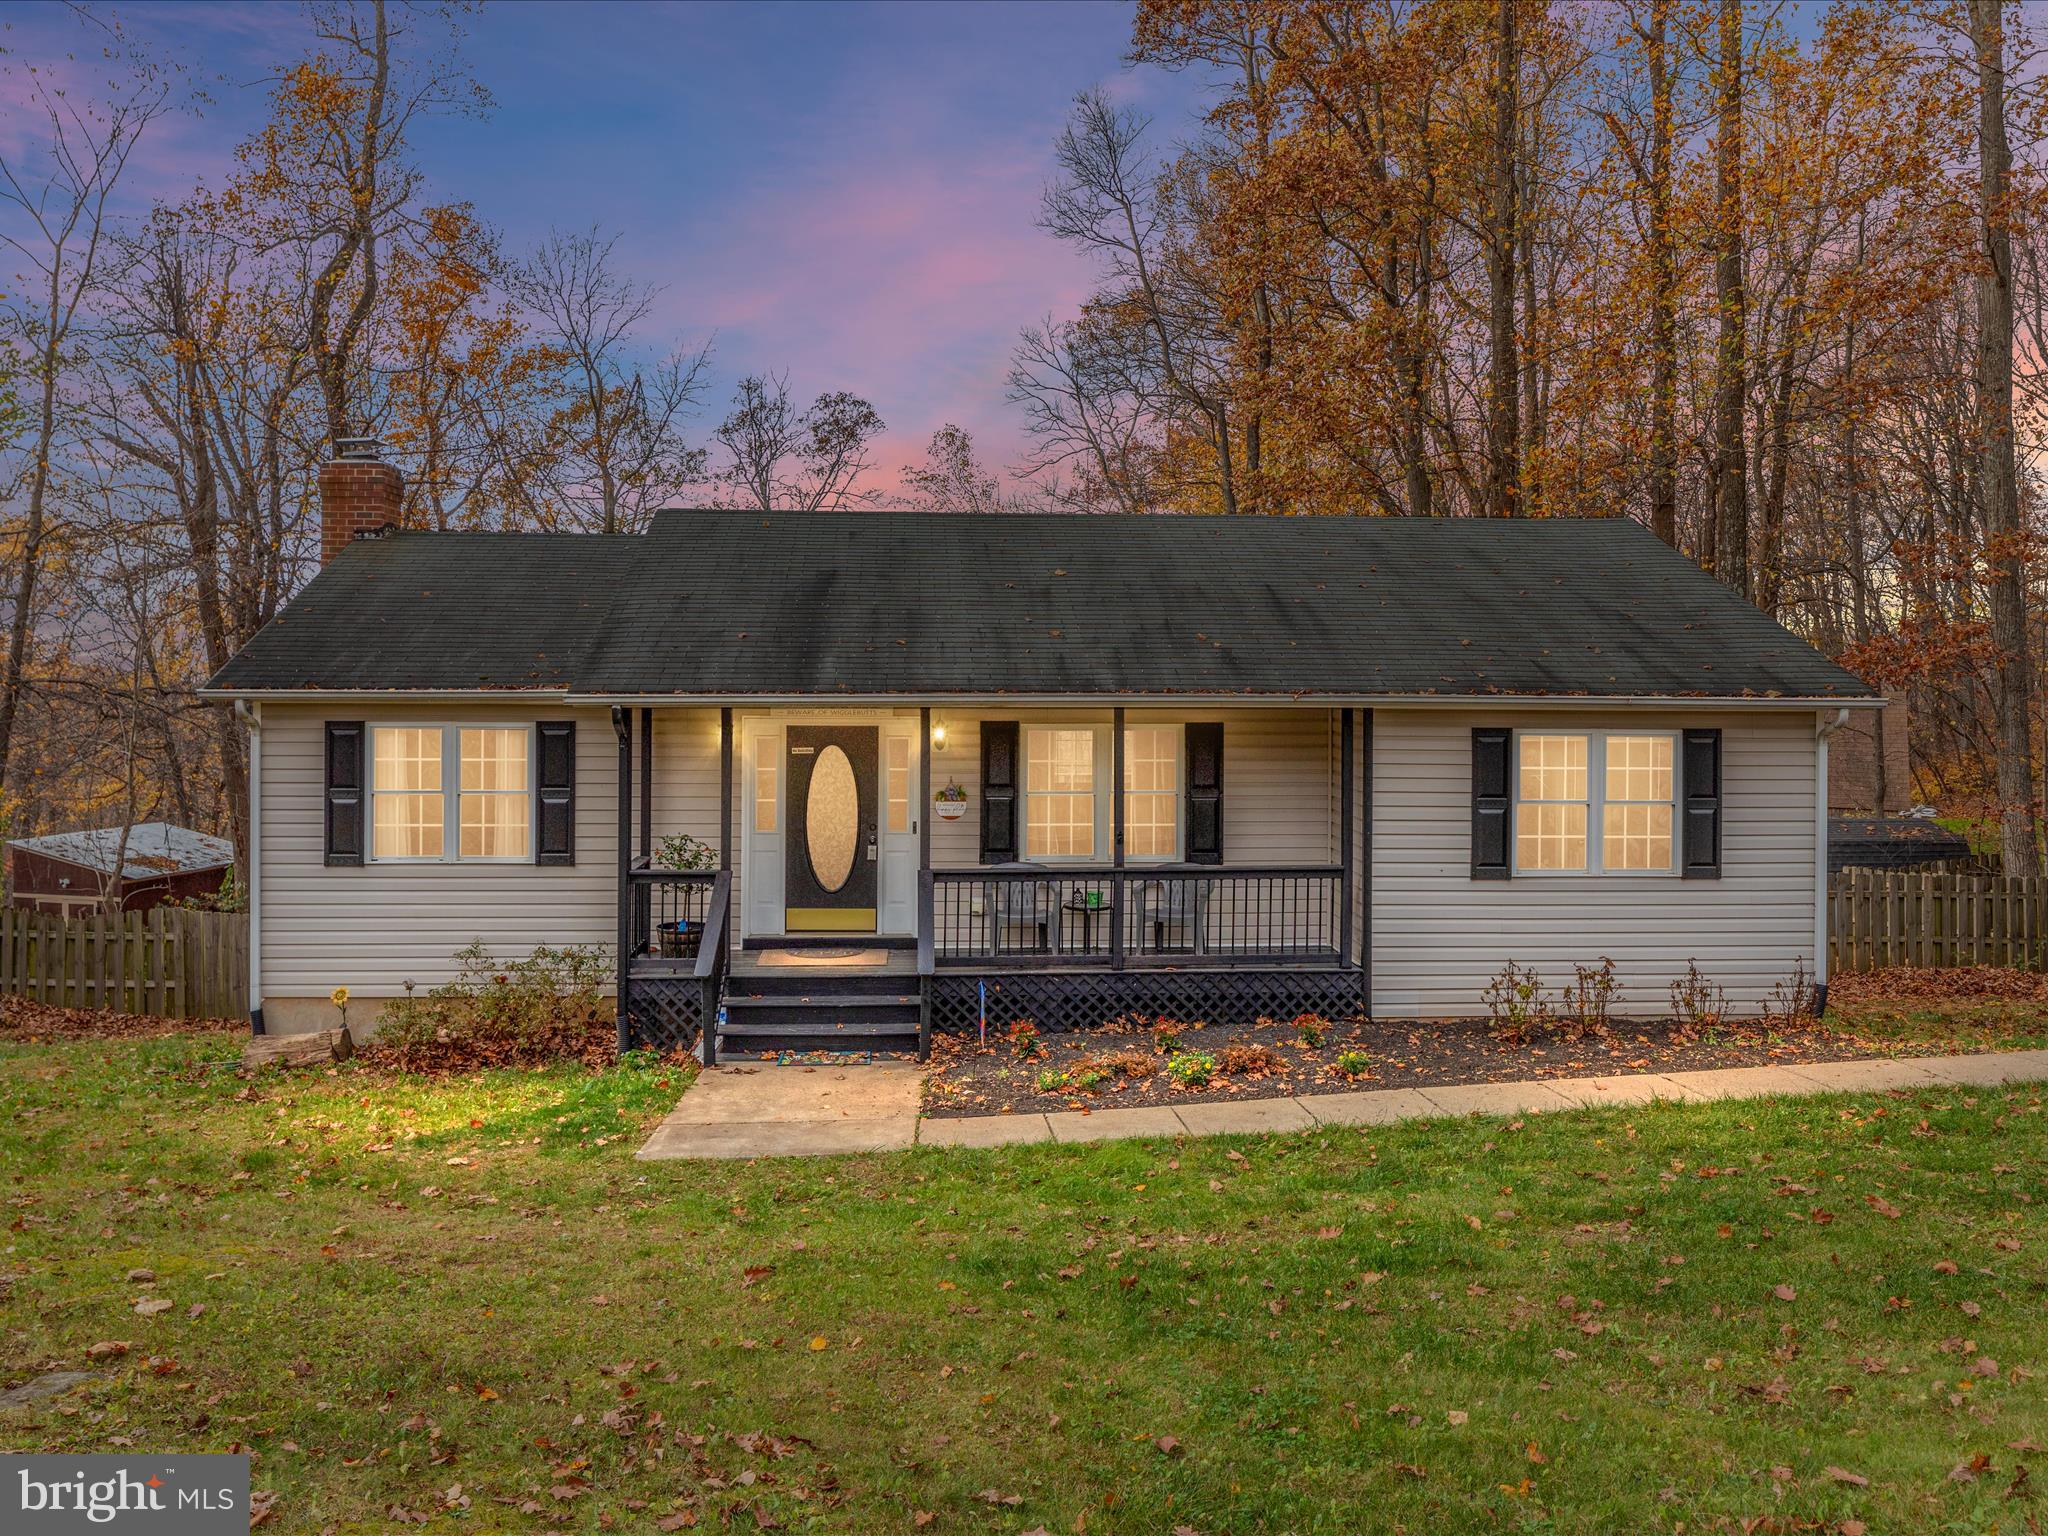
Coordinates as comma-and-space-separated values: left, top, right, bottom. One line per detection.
724, 991, 919, 1010
720, 1017, 917, 1040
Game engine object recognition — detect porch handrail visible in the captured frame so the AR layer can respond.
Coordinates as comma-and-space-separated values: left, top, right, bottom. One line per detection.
693, 870, 732, 980
695, 870, 732, 1065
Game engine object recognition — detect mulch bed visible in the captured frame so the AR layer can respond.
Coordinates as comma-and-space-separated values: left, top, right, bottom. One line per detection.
0, 996, 246, 1043
921, 1006, 1991, 1120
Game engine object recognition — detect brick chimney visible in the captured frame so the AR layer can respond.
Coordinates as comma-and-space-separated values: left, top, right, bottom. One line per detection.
319, 437, 403, 564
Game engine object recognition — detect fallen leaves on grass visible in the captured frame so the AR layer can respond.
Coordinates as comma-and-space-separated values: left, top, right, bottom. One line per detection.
1823, 1466, 1870, 1487
0, 995, 243, 1042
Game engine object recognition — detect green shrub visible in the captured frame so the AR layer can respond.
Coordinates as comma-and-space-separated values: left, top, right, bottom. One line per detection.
1035, 1068, 1071, 1093
1334, 1048, 1372, 1079
1167, 1050, 1218, 1089
368, 941, 613, 1073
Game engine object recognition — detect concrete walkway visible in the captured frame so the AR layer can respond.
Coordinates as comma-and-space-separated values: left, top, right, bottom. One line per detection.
637, 1061, 923, 1160
639, 1048, 2048, 1160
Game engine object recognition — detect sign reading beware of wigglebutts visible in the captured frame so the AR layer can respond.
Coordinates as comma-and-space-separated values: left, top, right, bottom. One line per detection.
7, 1455, 249, 1533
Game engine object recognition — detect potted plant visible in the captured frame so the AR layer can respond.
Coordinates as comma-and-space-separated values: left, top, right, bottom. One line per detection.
933, 781, 969, 821
653, 834, 716, 959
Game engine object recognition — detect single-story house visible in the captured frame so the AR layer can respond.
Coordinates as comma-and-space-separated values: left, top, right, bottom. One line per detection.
7, 822, 236, 916
202, 443, 1880, 1059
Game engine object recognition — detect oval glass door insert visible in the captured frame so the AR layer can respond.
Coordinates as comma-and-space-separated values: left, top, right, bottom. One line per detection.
805, 744, 859, 893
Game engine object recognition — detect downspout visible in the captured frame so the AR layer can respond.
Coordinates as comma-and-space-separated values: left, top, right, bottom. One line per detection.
234, 700, 263, 1036
1813, 707, 1850, 1015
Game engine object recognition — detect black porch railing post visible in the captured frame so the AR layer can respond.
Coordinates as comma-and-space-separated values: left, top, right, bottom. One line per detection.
1111, 707, 1125, 973
1339, 708, 1355, 969
919, 708, 933, 1048
639, 707, 653, 861
1360, 708, 1374, 1015
612, 705, 631, 1053
719, 707, 733, 870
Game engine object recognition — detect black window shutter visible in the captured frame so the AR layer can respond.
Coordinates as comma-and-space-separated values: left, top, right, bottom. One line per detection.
1184, 722, 1224, 865
536, 720, 576, 865
980, 720, 1019, 864
324, 721, 366, 867
1471, 727, 1511, 879
1682, 728, 1723, 878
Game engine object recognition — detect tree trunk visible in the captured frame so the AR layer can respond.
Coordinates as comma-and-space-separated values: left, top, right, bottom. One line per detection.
0, 256, 67, 790
1712, 0, 1748, 594
1646, 0, 1679, 548
1485, 0, 1521, 516
1968, 0, 2040, 873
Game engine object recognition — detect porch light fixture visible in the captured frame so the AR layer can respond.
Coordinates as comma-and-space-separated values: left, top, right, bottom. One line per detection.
931, 721, 948, 750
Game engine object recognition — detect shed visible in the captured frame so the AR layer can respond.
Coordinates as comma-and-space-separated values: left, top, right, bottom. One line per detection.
1827, 816, 1971, 876
7, 822, 236, 916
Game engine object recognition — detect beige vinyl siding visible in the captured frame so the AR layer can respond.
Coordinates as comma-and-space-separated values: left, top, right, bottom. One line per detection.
650, 707, 732, 907
258, 702, 618, 1001
1369, 707, 1818, 1017
923, 708, 1337, 955
925, 708, 1337, 869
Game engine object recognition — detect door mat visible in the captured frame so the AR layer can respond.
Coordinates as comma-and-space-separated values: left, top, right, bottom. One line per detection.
755, 947, 890, 967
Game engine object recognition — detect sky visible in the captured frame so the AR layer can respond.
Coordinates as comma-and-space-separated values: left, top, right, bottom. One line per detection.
0, 0, 1216, 496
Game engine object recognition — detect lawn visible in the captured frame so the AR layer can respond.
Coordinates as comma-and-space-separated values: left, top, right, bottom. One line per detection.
3, 1025, 2045, 1535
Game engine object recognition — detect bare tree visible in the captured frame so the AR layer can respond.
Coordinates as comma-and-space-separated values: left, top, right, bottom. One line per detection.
1007, 316, 1162, 513
510, 226, 712, 533
0, 52, 167, 797
1040, 89, 1241, 513
712, 374, 883, 512
901, 424, 1006, 513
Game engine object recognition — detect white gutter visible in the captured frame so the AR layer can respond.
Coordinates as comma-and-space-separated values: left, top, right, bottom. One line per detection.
1814, 706, 1851, 1009
234, 700, 263, 1035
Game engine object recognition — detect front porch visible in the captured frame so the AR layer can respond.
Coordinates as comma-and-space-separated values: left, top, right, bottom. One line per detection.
608, 704, 1370, 1061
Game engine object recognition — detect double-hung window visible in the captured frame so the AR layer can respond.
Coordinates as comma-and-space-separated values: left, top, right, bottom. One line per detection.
372, 725, 533, 862
1025, 727, 1097, 859
1513, 731, 1674, 875
1020, 724, 1184, 862
1122, 725, 1181, 860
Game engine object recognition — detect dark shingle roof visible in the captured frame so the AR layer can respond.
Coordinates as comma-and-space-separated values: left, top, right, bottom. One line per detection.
1828, 816, 1972, 874
206, 511, 1876, 701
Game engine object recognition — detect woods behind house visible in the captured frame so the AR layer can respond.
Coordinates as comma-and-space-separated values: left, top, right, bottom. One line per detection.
3, 0, 2047, 878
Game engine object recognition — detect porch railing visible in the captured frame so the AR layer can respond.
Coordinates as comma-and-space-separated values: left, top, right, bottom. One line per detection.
921, 865, 1344, 969
626, 862, 716, 965
623, 863, 730, 1062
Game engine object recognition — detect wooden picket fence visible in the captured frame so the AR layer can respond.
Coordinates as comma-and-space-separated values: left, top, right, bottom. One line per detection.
1829, 869, 2048, 973
0, 906, 248, 1019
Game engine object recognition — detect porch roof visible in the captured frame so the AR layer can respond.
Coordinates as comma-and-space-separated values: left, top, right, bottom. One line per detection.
207, 510, 1876, 702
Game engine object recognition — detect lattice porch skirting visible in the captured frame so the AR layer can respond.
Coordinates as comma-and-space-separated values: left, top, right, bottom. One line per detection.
625, 977, 705, 1053
927, 969, 1367, 1036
